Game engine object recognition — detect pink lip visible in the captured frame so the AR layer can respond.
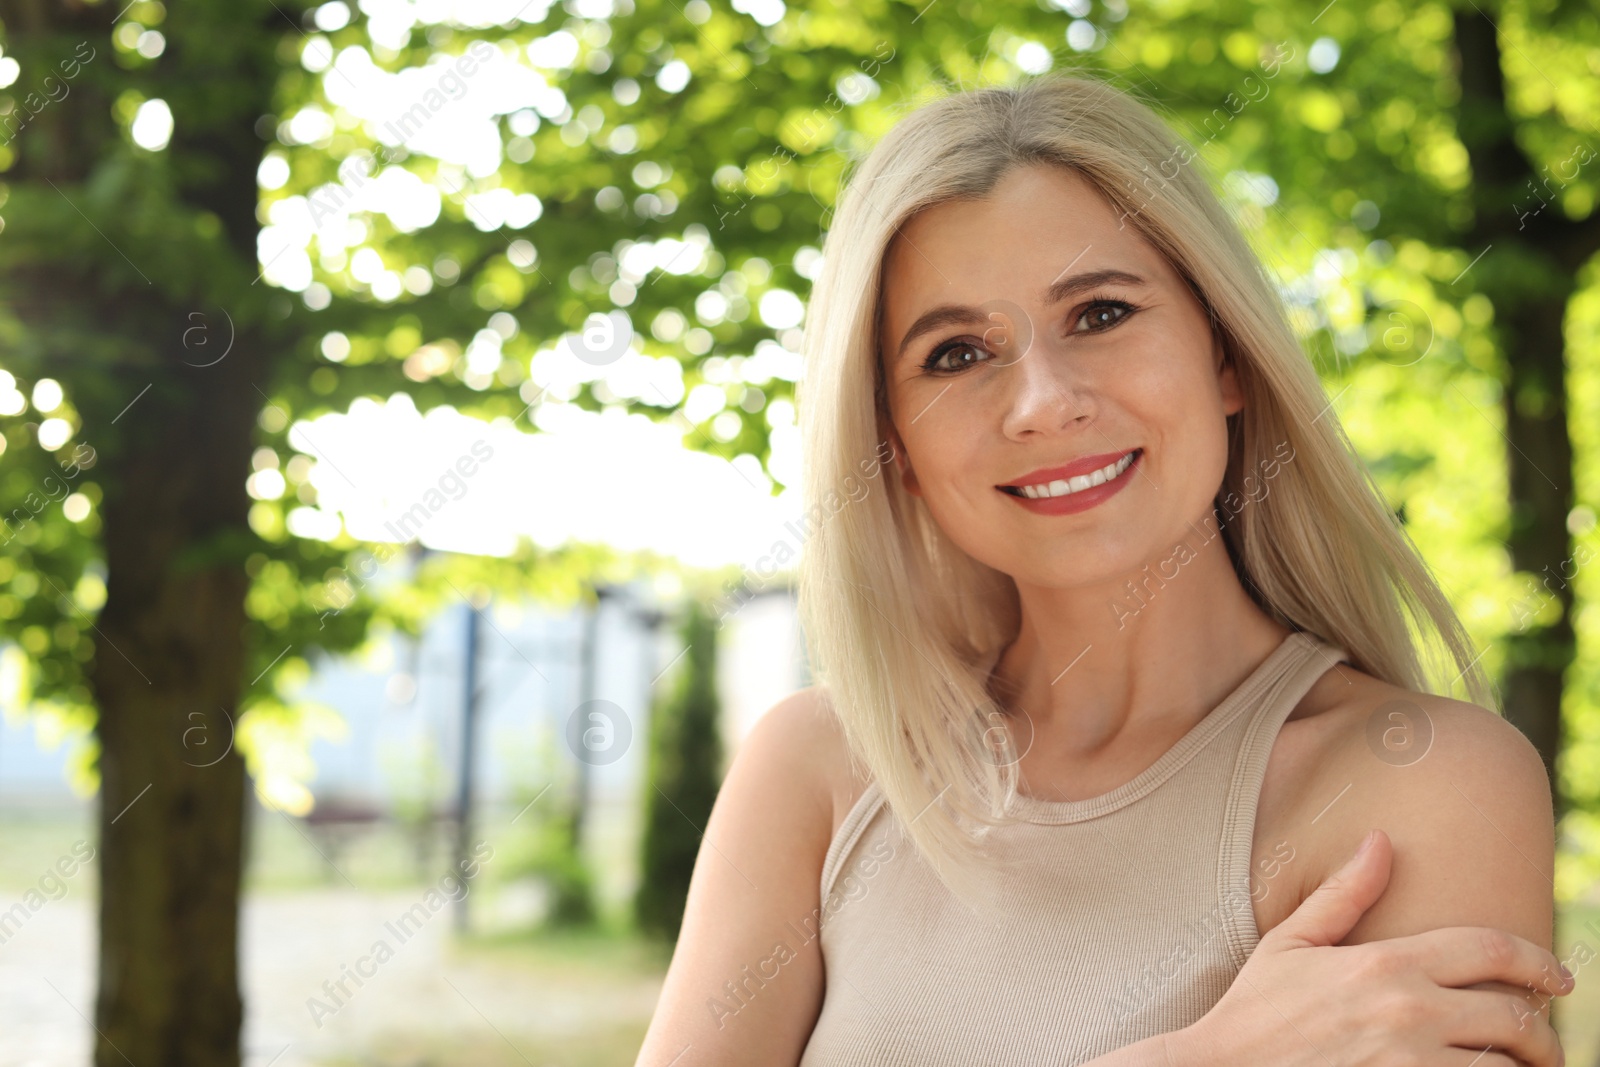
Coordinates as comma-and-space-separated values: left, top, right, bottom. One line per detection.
998, 448, 1143, 517
1000, 449, 1139, 489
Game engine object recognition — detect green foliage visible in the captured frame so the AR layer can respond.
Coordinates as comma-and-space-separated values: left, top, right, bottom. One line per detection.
529, 809, 598, 928
635, 599, 724, 941
0, 0, 1596, 883
498, 726, 596, 928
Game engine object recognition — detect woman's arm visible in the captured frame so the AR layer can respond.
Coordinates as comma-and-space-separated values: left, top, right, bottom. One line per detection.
1086, 828, 1572, 1067
1121, 693, 1572, 1067
634, 688, 843, 1067
1297, 696, 1561, 1018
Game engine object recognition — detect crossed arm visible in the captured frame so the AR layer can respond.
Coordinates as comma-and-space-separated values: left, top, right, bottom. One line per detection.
634, 690, 1565, 1066
1288, 695, 1562, 1025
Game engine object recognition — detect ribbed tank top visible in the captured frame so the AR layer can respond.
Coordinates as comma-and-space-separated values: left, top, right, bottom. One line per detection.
798, 630, 1350, 1066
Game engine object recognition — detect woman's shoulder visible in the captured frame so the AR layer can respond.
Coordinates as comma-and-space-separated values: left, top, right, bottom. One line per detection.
1259, 663, 1553, 940
748, 687, 875, 843
1282, 663, 1546, 794
637, 687, 858, 1062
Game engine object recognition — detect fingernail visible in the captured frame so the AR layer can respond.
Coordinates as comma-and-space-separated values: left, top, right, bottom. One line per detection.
1355, 830, 1376, 858
1560, 963, 1574, 985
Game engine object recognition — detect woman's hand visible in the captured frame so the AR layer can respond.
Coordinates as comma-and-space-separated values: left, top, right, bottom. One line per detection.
1169, 829, 1572, 1066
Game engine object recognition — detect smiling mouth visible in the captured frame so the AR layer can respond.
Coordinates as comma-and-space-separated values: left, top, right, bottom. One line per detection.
999, 449, 1142, 499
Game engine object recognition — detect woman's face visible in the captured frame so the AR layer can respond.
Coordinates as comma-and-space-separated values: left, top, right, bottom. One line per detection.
878, 163, 1242, 590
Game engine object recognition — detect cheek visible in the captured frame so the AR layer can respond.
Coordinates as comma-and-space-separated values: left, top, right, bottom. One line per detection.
898, 414, 968, 491
1111, 326, 1234, 500
895, 399, 998, 512
1160, 398, 1233, 501
1128, 316, 1219, 397
1125, 316, 1227, 418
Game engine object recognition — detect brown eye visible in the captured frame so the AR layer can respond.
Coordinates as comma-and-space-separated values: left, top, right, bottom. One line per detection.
1073, 299, 1135, 333
923, 340, 993, 374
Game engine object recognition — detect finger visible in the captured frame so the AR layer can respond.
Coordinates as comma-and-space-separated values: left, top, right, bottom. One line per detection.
1401, 926, 1571, 1000
1441, 988, 1564, 1067
1266, 828, 1391, 949
1439, 1052, 1520, 1067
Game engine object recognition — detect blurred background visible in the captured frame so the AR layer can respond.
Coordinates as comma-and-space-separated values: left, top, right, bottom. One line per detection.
0, 0, 1596, 1064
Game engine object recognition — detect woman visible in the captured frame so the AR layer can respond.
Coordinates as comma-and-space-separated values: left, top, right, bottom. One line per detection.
636, 75, 1574, 1066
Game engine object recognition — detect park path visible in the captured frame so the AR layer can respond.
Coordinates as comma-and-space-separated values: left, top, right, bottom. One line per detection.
0, 890, 661, 1066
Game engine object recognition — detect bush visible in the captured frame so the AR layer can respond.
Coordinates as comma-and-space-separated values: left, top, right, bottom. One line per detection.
634, 599, 724, 941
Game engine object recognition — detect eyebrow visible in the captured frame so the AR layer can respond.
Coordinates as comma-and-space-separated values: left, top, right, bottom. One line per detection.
892, 268, 1149, 362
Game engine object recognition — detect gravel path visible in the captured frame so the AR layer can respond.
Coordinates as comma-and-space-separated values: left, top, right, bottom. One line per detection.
0, 891, 660, 1067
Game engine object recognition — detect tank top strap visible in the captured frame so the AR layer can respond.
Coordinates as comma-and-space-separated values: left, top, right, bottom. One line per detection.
1217, 631, 1351, 969
819, 779, 887, 904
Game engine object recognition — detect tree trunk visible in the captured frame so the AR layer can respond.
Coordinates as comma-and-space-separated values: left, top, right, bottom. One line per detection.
91, 364, 257, 1062
1498, 290, 1576, 822
1452, 7, 1598, 823
0, 3, 283, 1062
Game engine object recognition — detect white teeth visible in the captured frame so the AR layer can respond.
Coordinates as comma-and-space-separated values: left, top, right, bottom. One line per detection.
1011, 451, 1137, 499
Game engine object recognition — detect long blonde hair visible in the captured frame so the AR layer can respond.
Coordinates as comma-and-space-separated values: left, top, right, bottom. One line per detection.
796, 74, 1491, 910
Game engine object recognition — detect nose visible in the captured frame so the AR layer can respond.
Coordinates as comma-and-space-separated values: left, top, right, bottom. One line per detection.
997, 326, 1095, 440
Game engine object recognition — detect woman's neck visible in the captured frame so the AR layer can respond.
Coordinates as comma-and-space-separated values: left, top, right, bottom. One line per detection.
990, 512, 1292, 757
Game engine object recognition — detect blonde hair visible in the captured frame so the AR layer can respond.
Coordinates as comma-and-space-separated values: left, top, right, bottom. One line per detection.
796, 74, 1492, 910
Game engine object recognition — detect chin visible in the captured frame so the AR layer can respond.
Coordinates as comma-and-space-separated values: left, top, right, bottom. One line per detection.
991, 541, 1155, 592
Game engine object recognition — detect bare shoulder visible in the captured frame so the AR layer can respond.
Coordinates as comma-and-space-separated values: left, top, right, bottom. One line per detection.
745, 686, 873, 842
633, 686, 869, 1065
1258, 664, 1555, 948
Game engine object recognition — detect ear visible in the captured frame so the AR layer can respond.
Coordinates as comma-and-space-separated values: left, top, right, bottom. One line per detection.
881, 420, 923, 497
1215, 333, 1244, 417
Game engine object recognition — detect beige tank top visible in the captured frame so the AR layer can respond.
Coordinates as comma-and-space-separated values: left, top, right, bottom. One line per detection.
798, 630, 1349, 1066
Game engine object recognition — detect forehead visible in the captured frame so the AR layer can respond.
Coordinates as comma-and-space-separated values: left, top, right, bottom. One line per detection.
879, 163, 1170, 329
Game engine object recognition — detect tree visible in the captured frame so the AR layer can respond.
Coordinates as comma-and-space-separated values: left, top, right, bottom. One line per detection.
0, 4, 285, 1061
636, 599, 723, 940
1451, 5, 1598, 824
0, 1, 603, 1061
